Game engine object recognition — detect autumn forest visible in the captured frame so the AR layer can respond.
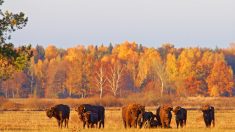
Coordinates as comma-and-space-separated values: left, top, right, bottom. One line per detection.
1, 42, 235, 99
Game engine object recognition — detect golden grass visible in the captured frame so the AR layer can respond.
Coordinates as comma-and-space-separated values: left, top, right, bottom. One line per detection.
0, 108, 235, 132
3, 97, 235, 111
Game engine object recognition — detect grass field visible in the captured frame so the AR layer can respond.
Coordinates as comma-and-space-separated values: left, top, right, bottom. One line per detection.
1, 108, 235, 132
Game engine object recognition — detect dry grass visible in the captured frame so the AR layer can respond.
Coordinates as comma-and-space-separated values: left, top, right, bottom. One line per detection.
2, 97, 235, 111
0, 108, 235, 132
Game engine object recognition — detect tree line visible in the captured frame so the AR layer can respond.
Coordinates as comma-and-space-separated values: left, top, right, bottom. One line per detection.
0, 0, 234, 99
1, 42, 235, 98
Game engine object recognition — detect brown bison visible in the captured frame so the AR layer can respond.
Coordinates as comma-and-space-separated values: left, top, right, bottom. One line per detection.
46, 104, 70, 128
82, 111, 99, 128
201, 104, 215, 128
75, 104, 105, 128
173, 106, 187, 128
122, 104, 145, 128
156, 104, 173, 128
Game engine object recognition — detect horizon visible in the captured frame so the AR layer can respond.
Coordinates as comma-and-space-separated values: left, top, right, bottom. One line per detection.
2, 0, 235, 49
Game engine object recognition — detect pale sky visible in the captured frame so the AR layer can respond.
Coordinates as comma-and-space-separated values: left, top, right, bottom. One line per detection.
2, 0, 235, 48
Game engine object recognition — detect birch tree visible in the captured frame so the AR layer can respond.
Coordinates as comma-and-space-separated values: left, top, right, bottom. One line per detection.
107, 60, 124, 97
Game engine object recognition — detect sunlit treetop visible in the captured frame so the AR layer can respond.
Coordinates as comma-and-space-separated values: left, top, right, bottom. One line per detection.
0, 0, 31, 79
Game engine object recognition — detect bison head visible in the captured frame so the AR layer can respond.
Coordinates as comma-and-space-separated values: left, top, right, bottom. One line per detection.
163, 105, 173, 112
137, 105, 145, 128
46, 107, 55, 118
201, 104, 210, 112
201, 104, 213, 120
173, 106, 181, 115
75, 105, 86, 120
75, 105, 86, 115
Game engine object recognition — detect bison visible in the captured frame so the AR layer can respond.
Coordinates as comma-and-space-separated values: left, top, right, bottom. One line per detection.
150, 119, 159, 128
201, 104, 215, 128
75, 104, 105, 128
122, 104, 145, 128
82, 111, 99, 128
141, 111, 156, 128
46, 104, 70, 128
156, 104, 173, 128
173, 106, 187, 128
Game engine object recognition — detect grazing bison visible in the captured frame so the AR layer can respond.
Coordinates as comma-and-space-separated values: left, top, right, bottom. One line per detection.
82, 111, 99, 128
142, 112, 156, 128
122, 104, 145, 128
75, 104, 105, 128
156, 104, 173, 128
46, 104, 70, 128
173, 106, 187, 128
201, 104, 215, 128
150, 119, 159, 128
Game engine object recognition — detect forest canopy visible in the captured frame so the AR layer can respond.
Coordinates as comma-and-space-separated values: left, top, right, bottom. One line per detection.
0, 42, 235, 98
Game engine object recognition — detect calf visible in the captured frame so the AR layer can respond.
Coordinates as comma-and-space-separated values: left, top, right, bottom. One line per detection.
82, 111, 99, 128
75, 104, 105, 128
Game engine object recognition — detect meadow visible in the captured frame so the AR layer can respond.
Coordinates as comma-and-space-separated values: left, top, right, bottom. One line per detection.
1, 108, 235, 132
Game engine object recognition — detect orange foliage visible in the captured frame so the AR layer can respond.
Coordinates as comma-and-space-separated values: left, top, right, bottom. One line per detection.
1, 42, 235, 99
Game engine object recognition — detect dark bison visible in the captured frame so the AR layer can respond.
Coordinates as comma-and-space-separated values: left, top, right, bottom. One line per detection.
142, 112, 154, 128
142, 111, 158, 128
82, 111, 99, 128
75, 104, 105, 128
173, 106, 187, 128
201, 104, 215, 128
150, 119, 159, 128
122, 104, 145, 128
46, 104, 70, 128
156, 104, 173, 128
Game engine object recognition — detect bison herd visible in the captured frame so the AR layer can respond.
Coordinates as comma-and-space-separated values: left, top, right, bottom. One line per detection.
46, 104, 215, 129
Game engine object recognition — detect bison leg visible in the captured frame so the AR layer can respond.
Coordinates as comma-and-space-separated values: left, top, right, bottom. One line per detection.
180, 120, 183, 128
128, 120, 132, 128
176, 120, 179, 128
212, 119, 215, 127
64, 119, 66, 128
83, 122, 86, 129
168, 119, 171, 128
61, 120, 64, 128
67, 118, 69, 128
161, 119, 165, 128
65, 118, 69, 128
98, 121, 101, 129
100, 120, 104, 128
123, 120, 127, 128
95, 122, 98, 128
206, 121, 210, 128
57, 120, 60, 128
87, 122, 90, 128
183, 119, 186, 127
97, 120, 102, 128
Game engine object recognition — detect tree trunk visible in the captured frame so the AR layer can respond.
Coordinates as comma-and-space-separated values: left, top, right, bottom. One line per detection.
113, 90, 117, 97
31, 74, 34, 95
12, 91, 15, 98
100, 86, 103, 99
5, 88, 8, 98
160, 76, 164, 97
69, 87, 72, 97
34, 82, 37, 98
16, 88, 19, 98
